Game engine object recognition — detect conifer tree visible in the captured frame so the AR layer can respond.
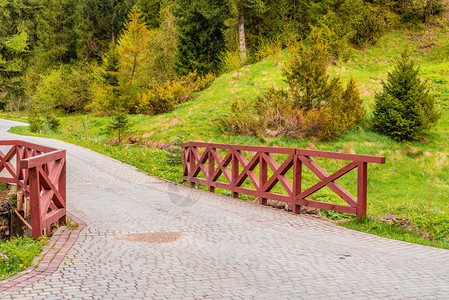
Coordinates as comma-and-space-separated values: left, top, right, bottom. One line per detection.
282, 29, 340, 111
372, 50, 439, 141
175, 0, 232, 75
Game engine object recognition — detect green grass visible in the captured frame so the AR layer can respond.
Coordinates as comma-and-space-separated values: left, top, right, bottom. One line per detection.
5, 26, 449, 249
0, 237, 45, 280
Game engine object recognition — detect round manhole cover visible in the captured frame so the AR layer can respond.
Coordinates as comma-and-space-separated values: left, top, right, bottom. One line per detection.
115, 232, 184, 244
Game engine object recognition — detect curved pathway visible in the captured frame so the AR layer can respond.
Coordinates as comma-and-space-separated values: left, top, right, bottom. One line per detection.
0, 119, 448, 299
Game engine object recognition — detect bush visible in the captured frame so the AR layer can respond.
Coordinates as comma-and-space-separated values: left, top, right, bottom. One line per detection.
372, 50, 440, 141
138, 71, 215, 114
33, 65, 95, 114
220, 32, 366, 141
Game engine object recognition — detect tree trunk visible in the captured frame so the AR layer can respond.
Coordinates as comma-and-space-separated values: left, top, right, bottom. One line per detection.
238, 10, 247, 63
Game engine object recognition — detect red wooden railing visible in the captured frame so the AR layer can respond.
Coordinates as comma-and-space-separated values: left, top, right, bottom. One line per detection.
183, 142, 385, 219
0, 140, 66, 238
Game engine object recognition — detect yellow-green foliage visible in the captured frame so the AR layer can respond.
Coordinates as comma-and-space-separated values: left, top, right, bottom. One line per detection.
139, 71, 215, 114
222, 31, 365, 141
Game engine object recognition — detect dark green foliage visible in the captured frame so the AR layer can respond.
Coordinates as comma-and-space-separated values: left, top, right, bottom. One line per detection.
106, 112, 133, 142
175, 0, 232, 75
372, 50, 439, 141
75, 0, 135, 61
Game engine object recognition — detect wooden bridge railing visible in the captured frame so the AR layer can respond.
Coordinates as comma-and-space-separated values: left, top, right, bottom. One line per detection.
0, 140, 66, 238
183, 142, 385, 219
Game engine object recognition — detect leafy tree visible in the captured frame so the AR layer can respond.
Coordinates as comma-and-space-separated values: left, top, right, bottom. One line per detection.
372, 50, 439, 141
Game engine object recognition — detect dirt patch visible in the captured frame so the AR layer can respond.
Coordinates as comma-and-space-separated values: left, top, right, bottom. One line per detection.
115, 232, 184, 244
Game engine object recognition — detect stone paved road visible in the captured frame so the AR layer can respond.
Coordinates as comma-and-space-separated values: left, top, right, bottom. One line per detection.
1, 119, 448, 299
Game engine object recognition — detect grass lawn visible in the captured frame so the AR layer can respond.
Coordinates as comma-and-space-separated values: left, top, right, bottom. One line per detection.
0, 237, 45, 280
3, 26, 449, 249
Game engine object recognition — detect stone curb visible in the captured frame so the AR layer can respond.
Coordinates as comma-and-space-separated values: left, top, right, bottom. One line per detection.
0, 213, 85, 297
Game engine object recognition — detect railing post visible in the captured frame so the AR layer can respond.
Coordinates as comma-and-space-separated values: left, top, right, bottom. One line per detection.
357, 162, 368, 219
259, 153, 267, 205
208, 146, 215, 193
58, 159, 67, 226
292, 153, 302, 214
189, 146, 196, 188
29, 167, 42, 239
231, 150, 239, 198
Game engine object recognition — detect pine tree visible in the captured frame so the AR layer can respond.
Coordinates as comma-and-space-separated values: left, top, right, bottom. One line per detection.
107, 111, 132, 142
372, 50, 439, 141
282, 29, 340, 111
175, 0, 232, 75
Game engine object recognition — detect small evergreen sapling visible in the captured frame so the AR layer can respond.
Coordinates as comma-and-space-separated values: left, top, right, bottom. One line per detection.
107, 112, 133, 143
372, 50, 439, 141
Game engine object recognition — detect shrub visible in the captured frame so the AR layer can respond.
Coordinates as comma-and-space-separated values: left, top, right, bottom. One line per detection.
220, 30, 365, 141
33, 65, 94, 114
138, 71, 215, 114
372, 50, 440, 141
28, 109, 43, 133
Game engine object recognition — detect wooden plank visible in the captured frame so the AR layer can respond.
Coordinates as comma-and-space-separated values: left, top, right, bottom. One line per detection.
296, 149, 385, 164
0, 177, 16, 183
297, 161, 359, 199
231, 150, 239, 198
292, 155, 302, 214
208, 146, 215, 193
42, 208, 66, 229
357, 162, 368, 219
29, 168, 42, 239
15, 141, 56, 153
260, 191, 290, 203
299, 156, 357, 207
259, 154, 267, 205
262, 153, 293, 195
38, 166, 65, 208
211, 150, 233, 183
234, 152, 259, 188
20, 150, 66, 169
296, 198, 356, 214
262, 153, 293, 194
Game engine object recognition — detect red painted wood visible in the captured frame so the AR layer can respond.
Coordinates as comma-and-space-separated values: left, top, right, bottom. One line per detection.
184, 142, 385, 218
259, 154, 267, 205
292, 156, 302, 214
20, 150, 65, 169
231, 150, 239, 198
0, 140, 67, 239
357, 162, 368, 219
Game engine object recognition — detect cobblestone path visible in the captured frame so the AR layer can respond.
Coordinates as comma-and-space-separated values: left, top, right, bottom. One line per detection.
0, 119, 448, 299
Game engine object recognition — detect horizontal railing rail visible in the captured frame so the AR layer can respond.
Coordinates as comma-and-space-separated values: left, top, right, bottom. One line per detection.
183, 142, 385, 219
0, 140, 66, 238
